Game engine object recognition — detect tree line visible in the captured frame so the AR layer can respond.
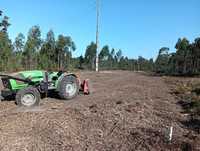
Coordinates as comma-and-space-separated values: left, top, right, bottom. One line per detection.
0, 10, 200, 75
0, 10, 77, 71
82, 42, 154, 71
155, 37, 200, 76
0, 10, 154, 72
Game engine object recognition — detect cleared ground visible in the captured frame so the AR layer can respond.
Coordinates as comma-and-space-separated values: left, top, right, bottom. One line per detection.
0, 71, 199, 151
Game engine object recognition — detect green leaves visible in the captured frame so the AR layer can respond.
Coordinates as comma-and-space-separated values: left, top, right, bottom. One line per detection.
14, 33, 25, 52
55, 35, 76, 69
0, 11, 10, 33
155, 47, 170, 74
84, 42, 97, 69
154, 37, 200, 75
1, 8, 200, 74
0, 10, 12, 71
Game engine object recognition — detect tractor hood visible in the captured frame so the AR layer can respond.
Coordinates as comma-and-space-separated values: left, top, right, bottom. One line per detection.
14, 70, 45, 80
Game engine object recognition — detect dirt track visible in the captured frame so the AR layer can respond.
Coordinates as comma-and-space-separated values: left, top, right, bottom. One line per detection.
0, 71, 199, 151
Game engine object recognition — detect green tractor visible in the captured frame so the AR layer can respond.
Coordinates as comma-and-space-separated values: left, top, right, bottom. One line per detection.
0, 70, 89, 107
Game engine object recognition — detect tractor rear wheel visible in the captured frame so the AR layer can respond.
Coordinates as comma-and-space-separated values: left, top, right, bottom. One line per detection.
58, 76, 79, 100
16, 87, 40, 107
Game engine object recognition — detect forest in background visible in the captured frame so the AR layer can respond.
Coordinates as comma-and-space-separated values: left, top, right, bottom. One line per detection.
0, 10, 200, 76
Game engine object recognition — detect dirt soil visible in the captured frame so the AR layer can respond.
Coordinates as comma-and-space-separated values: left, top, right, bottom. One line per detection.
0, 71, 199, 151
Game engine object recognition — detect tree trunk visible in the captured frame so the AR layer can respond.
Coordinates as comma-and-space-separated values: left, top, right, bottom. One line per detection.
58, 53, 60, 70
183, 60, 187, 74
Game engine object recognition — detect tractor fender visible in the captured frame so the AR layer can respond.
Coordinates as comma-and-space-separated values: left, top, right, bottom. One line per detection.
56, 73, 79, 92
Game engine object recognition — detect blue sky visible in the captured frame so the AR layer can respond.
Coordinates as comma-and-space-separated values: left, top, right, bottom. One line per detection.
1, 0, 199, 59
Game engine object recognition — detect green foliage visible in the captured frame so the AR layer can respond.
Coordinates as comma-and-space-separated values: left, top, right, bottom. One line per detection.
40, 30, 56, 69
0, 10, 155, 72
155, 47, 170, 74
82, 43, 154, 71
155, 37, 200, 76
138, 56, 154, 71
84, 42, 97, 70
23, 25, 42, 70
0, 13, 10, 33
14, 33, 25, 52
77, 55, 84, 69
0, 11, 13, 71
1, 10, 200, 75
0, 32, 13, 71
55, 35, 75, 70
99, 45, 110, 60
116, 49, 122, 62
99, 45, 111, 69
0, 11, 78, 72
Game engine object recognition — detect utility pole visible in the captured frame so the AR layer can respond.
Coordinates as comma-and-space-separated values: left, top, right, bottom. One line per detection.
95, 0, 100, 72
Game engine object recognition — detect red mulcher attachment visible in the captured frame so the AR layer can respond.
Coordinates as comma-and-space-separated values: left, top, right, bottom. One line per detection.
79, 79, 90, 95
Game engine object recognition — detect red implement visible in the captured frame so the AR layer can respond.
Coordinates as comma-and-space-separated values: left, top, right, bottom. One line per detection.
81, 79, 90, 95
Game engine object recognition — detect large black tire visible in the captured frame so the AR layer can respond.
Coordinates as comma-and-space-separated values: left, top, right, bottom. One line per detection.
16, 87, 40, 107
58, 75, 79, 100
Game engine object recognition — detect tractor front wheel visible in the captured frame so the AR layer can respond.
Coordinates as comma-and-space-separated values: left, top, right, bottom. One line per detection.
16, 87, 40, 107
